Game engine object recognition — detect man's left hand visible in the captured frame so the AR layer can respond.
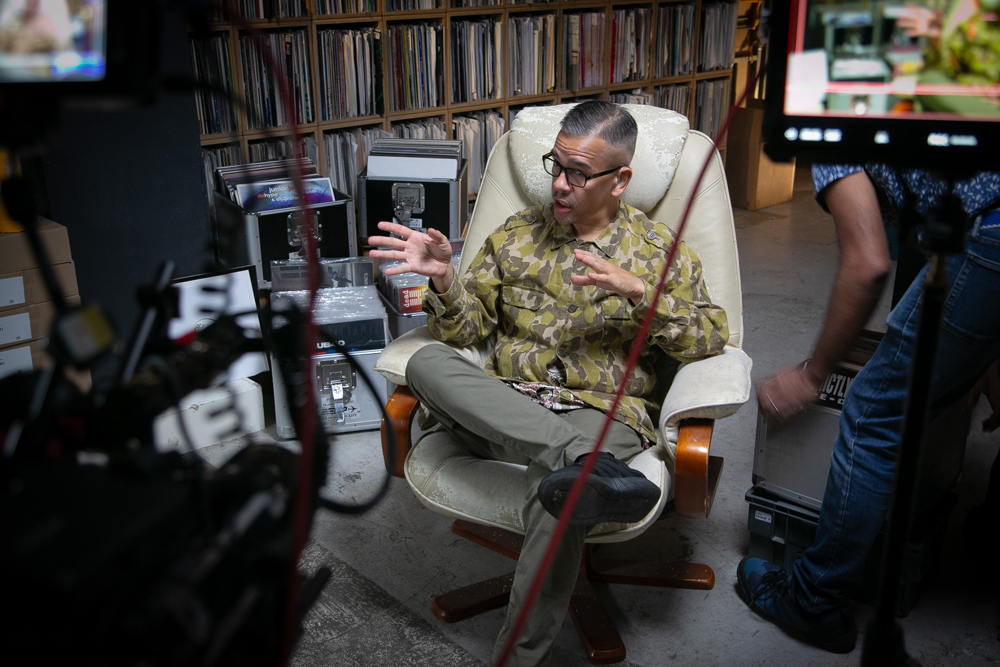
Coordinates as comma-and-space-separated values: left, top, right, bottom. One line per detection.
570, 249, 645, 301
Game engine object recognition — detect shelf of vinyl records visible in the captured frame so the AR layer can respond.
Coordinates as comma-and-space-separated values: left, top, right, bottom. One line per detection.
193, 0, 759, 200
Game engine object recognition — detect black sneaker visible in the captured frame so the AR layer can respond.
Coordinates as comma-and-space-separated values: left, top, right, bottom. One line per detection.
736, 556, 858, 654
537, 452, 660, 526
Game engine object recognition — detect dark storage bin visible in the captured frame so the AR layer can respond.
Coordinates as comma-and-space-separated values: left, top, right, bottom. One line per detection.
214, 189, 356, 286
358, 162, 468, 240
745, 485, 956, 617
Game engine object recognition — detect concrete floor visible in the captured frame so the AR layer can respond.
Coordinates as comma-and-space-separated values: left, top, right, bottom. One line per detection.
204, 169, 1000, 666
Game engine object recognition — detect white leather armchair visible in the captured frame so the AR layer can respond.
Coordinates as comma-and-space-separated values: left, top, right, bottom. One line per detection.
373, 104, 751, 663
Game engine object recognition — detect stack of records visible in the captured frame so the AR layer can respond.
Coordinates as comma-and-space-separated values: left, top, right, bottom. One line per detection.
508, 14, 556, 97
367, 138, 463, 180
655, 85, 691, 116
385, 22, 443, 112
610, 8, 649, 84
377, 240, 462, 314
317, 27, 383, 121
215, 158, 340, 215
450, 17, 502, 104
236, 0, 307, 19
215, 158, 315, 197
390, 118, 448, 140
694, 78, 731, 139
699, 1, 739, 72
239, 30, 314, 129
655, 3, 695, 78
562, 12, 605, 90
611, 89, 654, 105
370, 138, 462, 158
324, 127, 391, 197
452, 112, 505, 195
189, 33, 238, 136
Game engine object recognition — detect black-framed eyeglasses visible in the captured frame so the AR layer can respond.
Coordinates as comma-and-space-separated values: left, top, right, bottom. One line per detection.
541, 153, 623, 188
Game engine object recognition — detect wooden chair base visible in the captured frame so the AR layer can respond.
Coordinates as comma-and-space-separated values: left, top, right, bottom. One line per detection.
432, 519, 715, 664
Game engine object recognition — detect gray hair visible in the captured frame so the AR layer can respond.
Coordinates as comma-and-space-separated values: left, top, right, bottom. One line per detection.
559, 101, 638, 164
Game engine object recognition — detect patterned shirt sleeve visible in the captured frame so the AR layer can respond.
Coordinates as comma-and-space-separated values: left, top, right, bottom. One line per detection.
811, 163, 865, 212
629, 241, 729, 362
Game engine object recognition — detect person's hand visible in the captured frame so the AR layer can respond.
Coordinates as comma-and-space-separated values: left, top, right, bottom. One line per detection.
968, 358, 1000, 433
369, 221, 455, 292
895, 4, 943, 39
570, 248, 645, 301
757, 365, 821, 425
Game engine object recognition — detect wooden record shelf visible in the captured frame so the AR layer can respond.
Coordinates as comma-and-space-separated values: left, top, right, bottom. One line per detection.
193, 0, 762, 171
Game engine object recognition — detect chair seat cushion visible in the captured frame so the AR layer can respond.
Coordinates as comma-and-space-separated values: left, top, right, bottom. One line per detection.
404, 429, 674, 544
375, 326, 492, 386
509, 104, 689, 213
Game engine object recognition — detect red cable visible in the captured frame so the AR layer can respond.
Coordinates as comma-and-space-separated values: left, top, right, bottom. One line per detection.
494, 62, 767, 667
215, 3, 317, 665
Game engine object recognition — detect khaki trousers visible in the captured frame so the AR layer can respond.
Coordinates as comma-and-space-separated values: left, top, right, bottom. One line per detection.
406, 345, 644, 667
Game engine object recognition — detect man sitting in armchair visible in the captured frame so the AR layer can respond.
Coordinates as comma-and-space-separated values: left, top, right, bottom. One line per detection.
369, 101, 729, 666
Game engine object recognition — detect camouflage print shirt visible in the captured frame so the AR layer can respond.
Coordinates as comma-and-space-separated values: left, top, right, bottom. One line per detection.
422, 201, 730, 445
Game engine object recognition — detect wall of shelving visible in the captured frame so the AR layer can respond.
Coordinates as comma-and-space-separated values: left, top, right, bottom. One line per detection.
192, 0, 755, 206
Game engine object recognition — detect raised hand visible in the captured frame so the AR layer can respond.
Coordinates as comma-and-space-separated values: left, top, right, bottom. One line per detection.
369, 221, 456, 293
895, 4, 943, 40
569, 248, 645, 301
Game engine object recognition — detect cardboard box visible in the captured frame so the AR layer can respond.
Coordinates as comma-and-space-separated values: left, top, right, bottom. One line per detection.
0, 262, 79, 312
0, 336, 91, 391
0, 338, 48, 380
725, 103, 796, 211
0, 218, 73, 273
0, 296, 81, 351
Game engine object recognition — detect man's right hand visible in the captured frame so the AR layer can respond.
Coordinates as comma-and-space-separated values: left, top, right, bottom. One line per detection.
369, 221, 456, 294
757, 364, 822, 425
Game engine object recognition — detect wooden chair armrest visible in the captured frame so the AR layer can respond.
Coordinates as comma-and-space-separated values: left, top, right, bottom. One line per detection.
381, 386, 420, 478
673, 418, 723, 520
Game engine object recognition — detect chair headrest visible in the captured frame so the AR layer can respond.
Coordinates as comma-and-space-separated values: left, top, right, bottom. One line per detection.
508, 104, 689, 213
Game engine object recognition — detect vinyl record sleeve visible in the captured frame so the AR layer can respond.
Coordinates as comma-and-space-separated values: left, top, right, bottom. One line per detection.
236, 177, 336, 214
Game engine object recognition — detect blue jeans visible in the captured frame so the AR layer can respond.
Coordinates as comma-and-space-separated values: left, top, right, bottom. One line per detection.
791, 213, 1000, 613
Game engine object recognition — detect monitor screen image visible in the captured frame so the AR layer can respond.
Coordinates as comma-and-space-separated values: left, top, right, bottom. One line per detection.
0, 0, 106, 82
784, 0, 1000, 122
169, 266, 269, 385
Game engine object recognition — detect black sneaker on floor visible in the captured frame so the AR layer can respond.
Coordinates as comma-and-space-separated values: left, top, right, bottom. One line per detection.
537, 452, 660, 526
736, 556, 858, 654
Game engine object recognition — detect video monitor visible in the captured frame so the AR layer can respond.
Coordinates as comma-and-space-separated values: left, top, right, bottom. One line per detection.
0, 0, 106, 82
763, 0, 1000, 169
169, 266, 270, 385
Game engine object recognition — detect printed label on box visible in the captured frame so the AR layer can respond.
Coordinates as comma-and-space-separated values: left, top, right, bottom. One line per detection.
0, 344, 33, 380
0, 275, 25, 308
0, 311, 31, 346
399, 285, 428, 313
755, 510, 773, 524
818, 367, 858, 410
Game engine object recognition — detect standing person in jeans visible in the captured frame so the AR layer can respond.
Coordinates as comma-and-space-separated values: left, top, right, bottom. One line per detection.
370, 101, 729, 666
738, 165, 1000, 653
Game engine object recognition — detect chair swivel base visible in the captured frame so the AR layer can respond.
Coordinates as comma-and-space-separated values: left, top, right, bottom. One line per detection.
431, 519, 715, 664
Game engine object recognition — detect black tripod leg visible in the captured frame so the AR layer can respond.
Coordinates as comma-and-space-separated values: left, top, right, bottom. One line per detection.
862, 253, 949, 667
